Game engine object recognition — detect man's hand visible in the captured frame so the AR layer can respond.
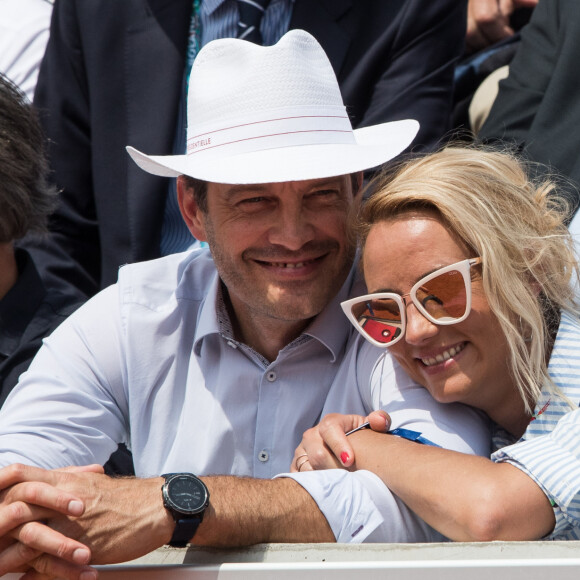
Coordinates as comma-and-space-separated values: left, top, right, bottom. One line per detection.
466, 0, 538, 53
0, 464, 174, 579
291, 412, 390, 473
0, 464, 107, 579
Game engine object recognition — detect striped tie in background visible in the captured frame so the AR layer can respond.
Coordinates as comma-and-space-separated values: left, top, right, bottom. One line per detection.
236, 0, 271, 44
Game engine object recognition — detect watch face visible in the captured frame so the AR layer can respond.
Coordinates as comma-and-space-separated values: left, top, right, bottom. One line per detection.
166, 475, 209, 515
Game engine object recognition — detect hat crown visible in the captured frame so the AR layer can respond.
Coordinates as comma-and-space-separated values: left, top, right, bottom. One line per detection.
126, 29, 419, 185
187, 29, 346, 134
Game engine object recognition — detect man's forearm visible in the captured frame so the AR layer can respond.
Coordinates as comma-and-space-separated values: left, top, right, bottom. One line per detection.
196, 476, 334, 546
0, 466, 334, 578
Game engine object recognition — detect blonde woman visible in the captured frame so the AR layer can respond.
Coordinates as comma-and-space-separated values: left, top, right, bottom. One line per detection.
294, 146, 580, 541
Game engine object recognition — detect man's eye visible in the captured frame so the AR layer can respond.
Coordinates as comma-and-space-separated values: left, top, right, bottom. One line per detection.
309, 189, 339, 200
239, 197, 267, 205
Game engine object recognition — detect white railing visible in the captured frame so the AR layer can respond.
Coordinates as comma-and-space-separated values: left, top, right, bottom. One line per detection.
33, 541, 578, 580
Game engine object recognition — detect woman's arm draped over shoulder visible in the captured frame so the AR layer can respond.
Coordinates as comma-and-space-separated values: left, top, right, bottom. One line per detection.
347, 429, 555, 541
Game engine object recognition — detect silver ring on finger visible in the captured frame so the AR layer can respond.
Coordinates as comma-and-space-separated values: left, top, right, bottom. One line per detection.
296, 456, 310, 472
294, 453, 308, 471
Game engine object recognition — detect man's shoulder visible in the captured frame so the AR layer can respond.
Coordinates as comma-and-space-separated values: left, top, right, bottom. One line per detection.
117, 249, 217, 307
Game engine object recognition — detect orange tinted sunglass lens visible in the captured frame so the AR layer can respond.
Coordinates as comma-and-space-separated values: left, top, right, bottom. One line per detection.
417, 270, 467, 320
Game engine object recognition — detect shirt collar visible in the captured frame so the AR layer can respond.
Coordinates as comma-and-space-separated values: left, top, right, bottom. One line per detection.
522, 310, 580, 431
546, 310, 580, 394
487, 310, 580, 451
192, 258, 364, 362
192, 268, 222, 354
0, 249, 46, 357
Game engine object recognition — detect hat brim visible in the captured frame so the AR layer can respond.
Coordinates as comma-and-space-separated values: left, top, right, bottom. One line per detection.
126, 119, 419, 184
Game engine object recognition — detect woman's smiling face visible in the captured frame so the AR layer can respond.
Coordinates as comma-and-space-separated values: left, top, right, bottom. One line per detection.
362, 210, 513, 412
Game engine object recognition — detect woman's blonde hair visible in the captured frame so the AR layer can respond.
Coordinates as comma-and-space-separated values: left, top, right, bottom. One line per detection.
358, 145, 579, 413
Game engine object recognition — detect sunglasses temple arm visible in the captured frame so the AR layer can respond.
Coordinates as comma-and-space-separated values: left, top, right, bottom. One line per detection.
345, 421, 371, 436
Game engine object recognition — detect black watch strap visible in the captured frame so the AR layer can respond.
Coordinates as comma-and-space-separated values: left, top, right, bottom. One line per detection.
169, 516, 203, 548
162, 473, 209, 548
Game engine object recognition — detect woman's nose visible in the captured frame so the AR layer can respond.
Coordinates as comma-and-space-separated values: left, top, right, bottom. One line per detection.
404, 302, 439, 344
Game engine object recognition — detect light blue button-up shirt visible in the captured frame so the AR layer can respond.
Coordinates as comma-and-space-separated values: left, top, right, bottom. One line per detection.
0, 248, 357, 479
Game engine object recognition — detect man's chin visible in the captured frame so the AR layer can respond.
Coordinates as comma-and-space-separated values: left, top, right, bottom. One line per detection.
261, 295, 329, 323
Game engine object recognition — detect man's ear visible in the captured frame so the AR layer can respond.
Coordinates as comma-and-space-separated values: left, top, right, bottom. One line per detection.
177, 176, 208, 241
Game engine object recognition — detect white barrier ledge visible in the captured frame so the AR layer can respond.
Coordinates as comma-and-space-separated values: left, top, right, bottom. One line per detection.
126, 541, 580, 565
114, 542, 580, 579
7, 542, 580, 579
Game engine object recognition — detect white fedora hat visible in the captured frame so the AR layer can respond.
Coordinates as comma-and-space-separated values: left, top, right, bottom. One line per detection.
127, 29, 419, 184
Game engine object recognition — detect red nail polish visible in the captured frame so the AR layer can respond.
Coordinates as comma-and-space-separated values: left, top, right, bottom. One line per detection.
340, 451, 349, 464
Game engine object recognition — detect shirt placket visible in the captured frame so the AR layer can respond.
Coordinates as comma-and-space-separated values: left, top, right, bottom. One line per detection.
253, 362, 281, 478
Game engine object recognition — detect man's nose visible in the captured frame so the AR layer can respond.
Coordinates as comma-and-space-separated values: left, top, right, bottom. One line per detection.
268, 205, 315, 250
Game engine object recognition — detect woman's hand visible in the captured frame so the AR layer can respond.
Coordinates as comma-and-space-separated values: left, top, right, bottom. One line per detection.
291, 411, 391, 472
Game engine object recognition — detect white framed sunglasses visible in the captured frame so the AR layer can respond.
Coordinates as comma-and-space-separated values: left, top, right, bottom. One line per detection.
341, 258, 482, 348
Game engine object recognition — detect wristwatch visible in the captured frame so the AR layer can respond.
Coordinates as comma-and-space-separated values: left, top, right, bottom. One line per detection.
161, 473, 210, 547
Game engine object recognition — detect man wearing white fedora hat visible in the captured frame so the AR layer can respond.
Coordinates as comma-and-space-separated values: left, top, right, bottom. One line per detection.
0, 30, 487, 576
25, 0, 467, 301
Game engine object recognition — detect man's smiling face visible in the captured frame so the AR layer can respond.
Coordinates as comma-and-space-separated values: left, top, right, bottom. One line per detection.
189, 176, 360, 332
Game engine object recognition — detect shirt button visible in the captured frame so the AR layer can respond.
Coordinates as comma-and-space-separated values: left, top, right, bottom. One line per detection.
266, 371, 277, 382
258, 449, 269, 462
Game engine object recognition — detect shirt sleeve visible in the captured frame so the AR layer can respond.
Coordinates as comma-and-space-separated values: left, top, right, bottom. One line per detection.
281, 469, 446, 543
0, 285, 128, 468
492, 407, 580, 539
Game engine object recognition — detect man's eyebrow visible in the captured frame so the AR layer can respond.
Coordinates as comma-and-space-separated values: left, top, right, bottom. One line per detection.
309, 177, 344, 189
223, 184, 269, 199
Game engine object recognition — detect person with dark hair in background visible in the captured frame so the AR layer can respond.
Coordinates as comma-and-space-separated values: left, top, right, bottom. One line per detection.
0, 73, 80, 404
